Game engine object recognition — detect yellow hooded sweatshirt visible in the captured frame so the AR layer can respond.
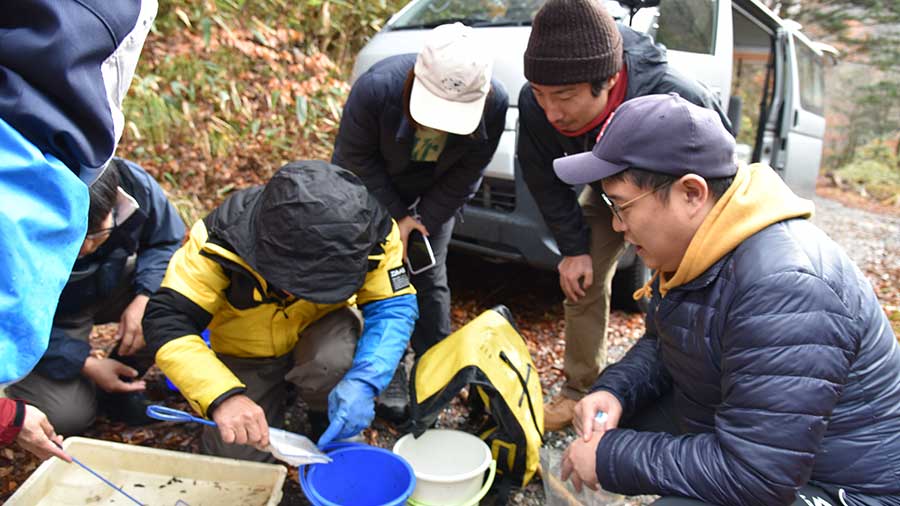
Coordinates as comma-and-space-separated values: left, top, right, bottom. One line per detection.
634, 163, 816, 300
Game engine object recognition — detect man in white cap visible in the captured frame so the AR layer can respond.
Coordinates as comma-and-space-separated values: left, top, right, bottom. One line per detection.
332, 23, 508, 421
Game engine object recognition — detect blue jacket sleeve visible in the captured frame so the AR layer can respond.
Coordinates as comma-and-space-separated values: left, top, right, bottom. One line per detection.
32, 327, 91, 381
345, 294, 418, 394
0, 118, 88, 384
119, 160, 185, 295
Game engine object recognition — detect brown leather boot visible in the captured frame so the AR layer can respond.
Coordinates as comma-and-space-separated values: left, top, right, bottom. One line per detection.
543, 395, 577, 432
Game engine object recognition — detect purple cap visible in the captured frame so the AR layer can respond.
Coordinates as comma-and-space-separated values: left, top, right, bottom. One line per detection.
553, 93, 736, 185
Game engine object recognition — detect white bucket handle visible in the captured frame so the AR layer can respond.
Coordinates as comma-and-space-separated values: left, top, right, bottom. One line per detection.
407, 460, 497, 506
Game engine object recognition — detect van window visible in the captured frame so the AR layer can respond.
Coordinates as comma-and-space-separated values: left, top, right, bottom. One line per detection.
655, 0, 718, 54
795, 39, 825, 115
389, 0, 543, 29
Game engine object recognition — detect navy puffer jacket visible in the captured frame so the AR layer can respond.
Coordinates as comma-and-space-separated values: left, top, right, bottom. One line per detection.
593, 218, 900, 505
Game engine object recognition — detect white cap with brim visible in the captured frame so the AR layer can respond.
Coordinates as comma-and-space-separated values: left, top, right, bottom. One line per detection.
409, 22, 493, 136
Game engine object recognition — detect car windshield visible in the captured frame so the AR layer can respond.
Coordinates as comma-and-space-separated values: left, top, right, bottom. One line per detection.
388, 0, 545, 29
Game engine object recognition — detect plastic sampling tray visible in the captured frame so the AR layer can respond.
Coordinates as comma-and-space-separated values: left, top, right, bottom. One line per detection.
6, 436, 286, 506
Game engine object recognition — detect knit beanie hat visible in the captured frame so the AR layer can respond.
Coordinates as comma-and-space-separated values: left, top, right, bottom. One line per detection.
524, 0, 623, 85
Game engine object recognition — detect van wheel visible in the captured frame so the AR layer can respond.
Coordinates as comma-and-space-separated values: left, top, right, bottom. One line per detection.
612, 261, 650, 313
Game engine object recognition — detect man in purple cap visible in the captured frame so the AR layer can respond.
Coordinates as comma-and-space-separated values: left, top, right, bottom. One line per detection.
556, 94, 900, 505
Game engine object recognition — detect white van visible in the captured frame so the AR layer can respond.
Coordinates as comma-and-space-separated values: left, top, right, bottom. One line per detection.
351, 0, 831, 310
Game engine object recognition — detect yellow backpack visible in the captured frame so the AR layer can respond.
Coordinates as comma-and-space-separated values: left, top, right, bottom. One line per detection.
408, 305, 544, 499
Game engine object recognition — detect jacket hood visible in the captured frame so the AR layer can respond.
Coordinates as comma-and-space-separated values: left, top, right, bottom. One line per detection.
0, 0, 156, 182
638, 163, 815, 298
210, 160, 392, 304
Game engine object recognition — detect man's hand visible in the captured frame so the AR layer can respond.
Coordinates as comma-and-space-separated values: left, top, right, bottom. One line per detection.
82, 356, 146, 393
117, 294, 149, 356
573, 390, 623, 441
211, 395, 269, 450
561, 433, 602, 493
16, 405, 71, 462
558, 254, 593, 302
397, 215, 429, 259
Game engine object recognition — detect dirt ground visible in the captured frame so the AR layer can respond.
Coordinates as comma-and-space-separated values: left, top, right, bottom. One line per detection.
2, 190, 898, 505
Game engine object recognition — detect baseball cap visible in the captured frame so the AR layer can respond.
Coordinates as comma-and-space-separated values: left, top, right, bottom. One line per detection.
553, 93, 736, 185
410, 23, 493, 136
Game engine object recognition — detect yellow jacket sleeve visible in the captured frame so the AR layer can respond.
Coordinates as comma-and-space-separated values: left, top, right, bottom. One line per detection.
156, 336, 244, 416
355, 220, 416, 305
148, 220, 244, 416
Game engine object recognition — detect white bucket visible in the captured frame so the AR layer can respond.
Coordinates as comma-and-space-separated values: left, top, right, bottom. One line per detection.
393, 429, 495, 506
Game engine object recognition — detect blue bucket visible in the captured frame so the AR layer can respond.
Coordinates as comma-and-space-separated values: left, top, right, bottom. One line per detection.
300, 443, 416, 506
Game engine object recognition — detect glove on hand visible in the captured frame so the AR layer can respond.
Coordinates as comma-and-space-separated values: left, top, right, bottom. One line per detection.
317, 377, 376, 447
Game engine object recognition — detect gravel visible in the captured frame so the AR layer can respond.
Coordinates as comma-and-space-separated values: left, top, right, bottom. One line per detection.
811, 197, 900, 272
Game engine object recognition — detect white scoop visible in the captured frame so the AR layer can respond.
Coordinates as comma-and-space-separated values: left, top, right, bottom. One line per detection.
145, 405, 331, 466
267, 427, 332, 466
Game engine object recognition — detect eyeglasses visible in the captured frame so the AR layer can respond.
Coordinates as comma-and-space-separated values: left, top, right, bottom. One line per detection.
85, 209, 118, 241
601, 181, 672, 223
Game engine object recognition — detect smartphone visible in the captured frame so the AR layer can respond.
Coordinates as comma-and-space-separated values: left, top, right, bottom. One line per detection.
405, 229, 436, 275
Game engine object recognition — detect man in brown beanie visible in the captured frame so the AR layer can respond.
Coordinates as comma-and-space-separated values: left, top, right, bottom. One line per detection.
517, 0, 732, 431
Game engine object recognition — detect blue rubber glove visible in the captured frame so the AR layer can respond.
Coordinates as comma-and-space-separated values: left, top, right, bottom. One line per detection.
318, 377, 377, 446
317, 294, 417, 447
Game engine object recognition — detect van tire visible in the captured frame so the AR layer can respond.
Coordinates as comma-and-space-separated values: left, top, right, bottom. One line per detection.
612, 261, 650, 313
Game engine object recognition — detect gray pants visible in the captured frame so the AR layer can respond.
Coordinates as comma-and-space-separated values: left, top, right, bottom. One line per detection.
6, 256, 153, 435
409, 216, 455, 356
201, 306, 362, 461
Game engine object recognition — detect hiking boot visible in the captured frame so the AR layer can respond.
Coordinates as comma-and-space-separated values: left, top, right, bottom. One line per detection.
375, 365, 410, 424
543, 395, 577, 432
99, 391, 154, 426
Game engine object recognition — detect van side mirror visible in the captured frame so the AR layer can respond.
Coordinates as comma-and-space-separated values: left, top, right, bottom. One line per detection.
727, 96, 742, 138
616, 0, 661, 8
812, 42, 840, 66
615, 0, 662, 25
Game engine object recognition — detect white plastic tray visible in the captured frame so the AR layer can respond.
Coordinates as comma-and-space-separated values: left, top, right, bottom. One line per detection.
6, 436, 286, 506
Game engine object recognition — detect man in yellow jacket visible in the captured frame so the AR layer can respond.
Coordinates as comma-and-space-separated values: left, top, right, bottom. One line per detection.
143, 161, 418, 460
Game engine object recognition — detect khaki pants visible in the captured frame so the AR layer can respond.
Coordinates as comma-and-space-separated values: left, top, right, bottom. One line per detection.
562, 186, 626, 399
201, 306, 362, 461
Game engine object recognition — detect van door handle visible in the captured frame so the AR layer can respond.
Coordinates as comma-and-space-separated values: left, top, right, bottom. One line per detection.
794, 110, 799, 127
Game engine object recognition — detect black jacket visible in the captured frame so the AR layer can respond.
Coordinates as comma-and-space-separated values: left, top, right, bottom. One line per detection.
517, 25, 732, 256
332, 54, 508, 233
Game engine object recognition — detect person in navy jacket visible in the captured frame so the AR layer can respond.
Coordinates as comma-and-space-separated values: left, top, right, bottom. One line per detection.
556, 94, 900, 506
7, 158, 184, 435
0, 0, 156, 460
332, 23, 507, 420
